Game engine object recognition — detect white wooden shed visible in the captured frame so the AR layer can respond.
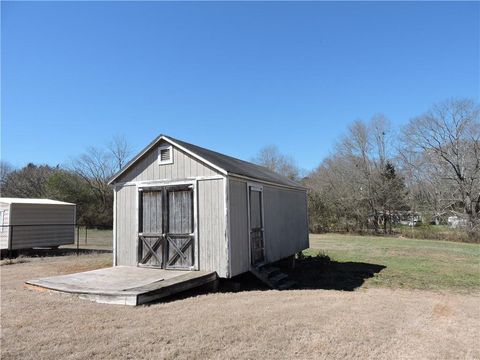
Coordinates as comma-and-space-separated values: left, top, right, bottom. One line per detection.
0, 198, 76, 250
108, 135, 309, 279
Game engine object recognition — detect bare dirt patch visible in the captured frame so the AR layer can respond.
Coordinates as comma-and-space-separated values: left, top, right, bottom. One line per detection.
433, 303, 455, 318
1, 254, 479, 360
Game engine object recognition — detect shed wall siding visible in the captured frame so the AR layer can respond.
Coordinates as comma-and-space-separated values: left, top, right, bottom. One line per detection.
263, 186, 309, 262
116, 141, 219, 183
0, 203, 10, 250
115, 179, 228, 276
198, 179, 228, 277
227, 180, 309, 276
4, 204, 75, 250
115, 185, 138, 266
228, 179, 250, 276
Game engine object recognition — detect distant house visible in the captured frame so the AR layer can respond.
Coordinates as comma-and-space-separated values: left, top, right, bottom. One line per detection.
447, 216, 467, 229
0, 198, 76, 251
368, 210, 421, 226
398, 212, 422, 226
108, 135, 309, 278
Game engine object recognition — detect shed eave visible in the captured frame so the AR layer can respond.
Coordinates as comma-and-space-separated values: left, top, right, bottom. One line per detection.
226, 173, 308, 191
107, 134, 307, 190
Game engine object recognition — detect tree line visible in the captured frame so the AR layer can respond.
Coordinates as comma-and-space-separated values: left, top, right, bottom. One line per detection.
0, 137, 131, 227
1, 98, 478, 240
253, 99, 479, 241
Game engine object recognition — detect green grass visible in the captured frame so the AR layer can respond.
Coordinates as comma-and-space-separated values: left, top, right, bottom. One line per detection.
307, 233, 480, 291
64, 228, 113, 249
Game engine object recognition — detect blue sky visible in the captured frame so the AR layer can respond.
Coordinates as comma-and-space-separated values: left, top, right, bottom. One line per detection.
2, 1, 479, 172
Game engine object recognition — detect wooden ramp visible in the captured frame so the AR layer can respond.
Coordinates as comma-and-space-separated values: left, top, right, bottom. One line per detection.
25, 266, 217, 306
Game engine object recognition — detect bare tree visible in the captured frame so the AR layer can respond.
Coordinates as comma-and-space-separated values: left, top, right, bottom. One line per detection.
307, 115, 406, 233
252, 145, 300, 180
108, 135, 131, 171
401, 150, 454, 224
401, 98, 480, 231
69, 135, 131, 225
336, 116, 405, 232
70, 146, 115, 211
0, 161, 14, 192
306, 153, 369, 231
338, 120, 377, 227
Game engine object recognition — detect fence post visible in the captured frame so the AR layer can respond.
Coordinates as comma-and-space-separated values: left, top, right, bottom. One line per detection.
85, 227, 88, 245
76, 226, 80, 256
9, 225, 13, 260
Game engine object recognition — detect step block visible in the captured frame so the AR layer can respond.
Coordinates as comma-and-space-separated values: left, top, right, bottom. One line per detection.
250, 265, 295, 290
277, 280, 297, 290
269, 273, 288, 284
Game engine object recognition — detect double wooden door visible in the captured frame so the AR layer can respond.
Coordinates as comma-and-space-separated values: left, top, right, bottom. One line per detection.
138, 186, 194, 269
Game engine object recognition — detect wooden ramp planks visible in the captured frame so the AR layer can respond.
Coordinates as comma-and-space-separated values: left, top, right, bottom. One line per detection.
136, 271, 218, 305
26, 266, 217, 306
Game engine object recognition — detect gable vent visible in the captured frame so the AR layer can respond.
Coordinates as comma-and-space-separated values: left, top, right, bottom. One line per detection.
158, 145, 173, 165
160, 148, 170, 161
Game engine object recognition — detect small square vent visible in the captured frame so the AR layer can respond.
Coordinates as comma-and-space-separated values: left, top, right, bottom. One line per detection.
160, 148, 170, 161
158, 145, 173, 165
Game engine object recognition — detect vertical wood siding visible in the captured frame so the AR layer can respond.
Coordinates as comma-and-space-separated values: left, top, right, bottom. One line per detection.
114, 142, 224, 269
228, 179, 250, 276
198, 179, 228, 277
115, 179, 228, 275
112, 139, 308, 276
116, 140, 218, 183
3, 204, 75, 250
0, 203, 10, 249
141, 191, 163, 234
115, 185, 138, 266
168, 190, 193, 234
263, 186, 309, 262
166, 189, 195, 269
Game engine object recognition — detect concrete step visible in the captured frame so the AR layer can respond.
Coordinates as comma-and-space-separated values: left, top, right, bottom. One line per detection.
269, 272, 288, 284
259, 266, 279, 276
250, 265, 294, 290
277, 280, 297, 290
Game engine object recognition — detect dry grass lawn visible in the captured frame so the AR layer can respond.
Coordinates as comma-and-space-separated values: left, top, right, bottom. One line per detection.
1, 253, 479, 360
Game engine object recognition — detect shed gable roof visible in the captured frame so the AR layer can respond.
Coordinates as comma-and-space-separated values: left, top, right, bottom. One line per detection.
109, 135, 305, 189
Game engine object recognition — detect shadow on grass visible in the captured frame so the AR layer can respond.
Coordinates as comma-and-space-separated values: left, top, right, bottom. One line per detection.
0, 247, 111, 260
157, 256, 386, 304
282, 256, 386, 291
222, 256, 386, 292
152, 272, 268, 305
